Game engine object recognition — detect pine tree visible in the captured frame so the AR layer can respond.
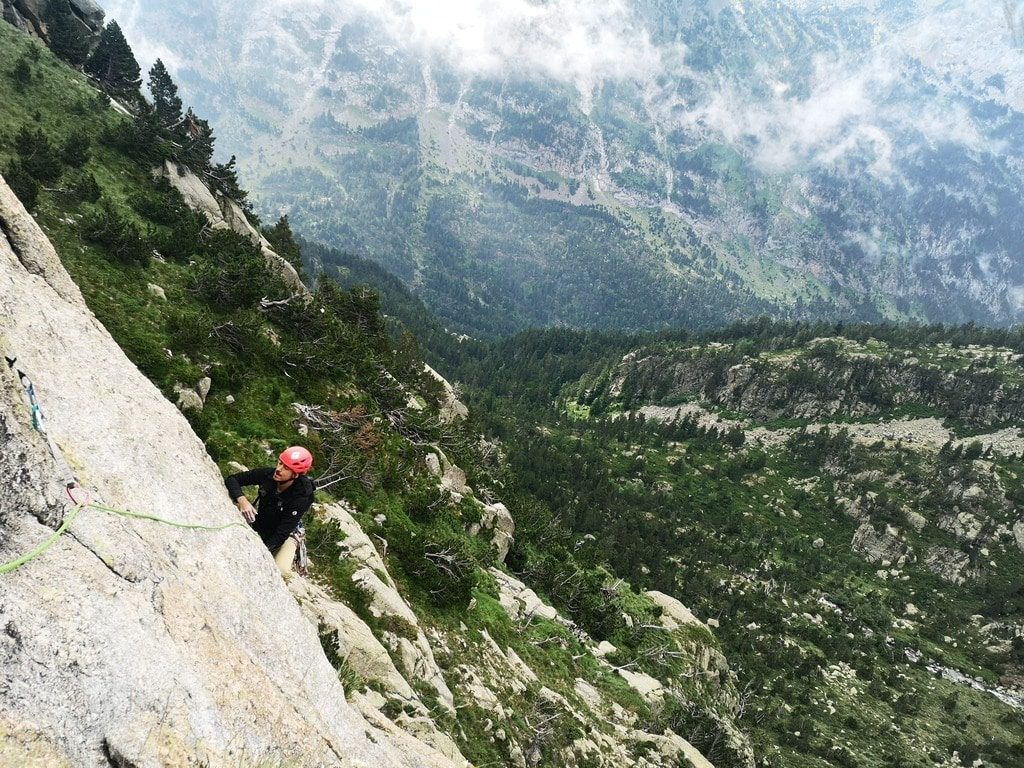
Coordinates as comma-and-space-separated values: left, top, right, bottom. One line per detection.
207, 155, 246, 201
148, 59, 182, 130
85, 21, 142, 99
44, 0, 90, 67
180, 107, 215, 170
10, 56, 32, 92
262, 215, 304, 279
14, 126, 64, 183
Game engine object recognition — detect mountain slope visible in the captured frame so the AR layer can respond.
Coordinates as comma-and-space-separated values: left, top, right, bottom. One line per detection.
451, 323, 1024, 767
104, 0, 1024, 336
0, 18, 749, 767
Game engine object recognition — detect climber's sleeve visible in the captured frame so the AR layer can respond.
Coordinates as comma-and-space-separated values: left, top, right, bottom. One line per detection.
225, 467, 272, 501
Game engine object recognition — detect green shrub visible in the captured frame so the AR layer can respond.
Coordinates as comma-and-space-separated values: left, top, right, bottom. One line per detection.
67, 169, 101, 203
191, 229, 287, 309
3, 162, 39, 209
60, 133, 90, 169
80, 199, 150, 266
14, 125, 63, 182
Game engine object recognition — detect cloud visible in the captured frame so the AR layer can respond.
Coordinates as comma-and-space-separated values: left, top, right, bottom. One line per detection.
102, 1, 184, 71
104, 0, 998, 180
349, 0, 674, 97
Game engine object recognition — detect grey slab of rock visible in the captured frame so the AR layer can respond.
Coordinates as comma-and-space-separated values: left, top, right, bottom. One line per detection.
851, 522, 909, 564
195, 376, 212, 403
174, 385, 204, 413
1013, 521, 1024, 553
0, 173, 456, 768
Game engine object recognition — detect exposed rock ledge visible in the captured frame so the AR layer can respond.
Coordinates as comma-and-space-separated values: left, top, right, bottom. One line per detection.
154, 160, 309, 299
0, 174, 455, 767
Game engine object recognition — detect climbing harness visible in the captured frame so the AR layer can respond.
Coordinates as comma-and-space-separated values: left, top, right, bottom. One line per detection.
1, 356, 250, 576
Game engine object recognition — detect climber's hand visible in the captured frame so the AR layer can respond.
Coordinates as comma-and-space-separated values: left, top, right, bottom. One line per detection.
237, 497, 256, 523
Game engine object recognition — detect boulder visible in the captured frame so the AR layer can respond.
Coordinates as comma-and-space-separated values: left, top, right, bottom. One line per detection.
425, 453, 443, 478
195, 376, 212, 403
174, 385, 204, 413
1013, 521, 1024, 554
903, 508, 927, 532
441, 464, 470, 496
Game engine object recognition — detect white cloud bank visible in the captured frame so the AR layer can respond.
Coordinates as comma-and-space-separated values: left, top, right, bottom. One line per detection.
104, 0, 1007, 177
356, 0, 671, 94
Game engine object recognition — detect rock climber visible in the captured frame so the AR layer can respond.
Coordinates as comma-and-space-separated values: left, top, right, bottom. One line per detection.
225, 446, 314, 574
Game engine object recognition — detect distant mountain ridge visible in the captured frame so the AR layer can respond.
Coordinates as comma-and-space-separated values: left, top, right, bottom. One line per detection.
104, 0, 1024, 335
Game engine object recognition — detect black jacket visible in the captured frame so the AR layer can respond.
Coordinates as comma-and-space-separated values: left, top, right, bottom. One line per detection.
225, 467, 315, 552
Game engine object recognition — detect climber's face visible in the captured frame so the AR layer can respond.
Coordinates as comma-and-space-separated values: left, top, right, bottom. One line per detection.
273, 460, 297, 483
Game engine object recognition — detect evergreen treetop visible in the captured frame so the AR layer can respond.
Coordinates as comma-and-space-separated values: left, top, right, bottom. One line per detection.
148, 59, 182, 130
85, 20, 141, 98
180, 107, 215, 170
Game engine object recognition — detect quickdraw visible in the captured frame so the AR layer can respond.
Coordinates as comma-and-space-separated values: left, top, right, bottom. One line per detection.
5, 355, 44, 431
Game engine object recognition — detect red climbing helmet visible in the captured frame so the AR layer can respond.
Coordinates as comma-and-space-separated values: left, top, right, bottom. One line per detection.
279, 446, 313, 474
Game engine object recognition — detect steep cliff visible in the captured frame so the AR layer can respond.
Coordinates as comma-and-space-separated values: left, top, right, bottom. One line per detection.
0, 174, 460, 767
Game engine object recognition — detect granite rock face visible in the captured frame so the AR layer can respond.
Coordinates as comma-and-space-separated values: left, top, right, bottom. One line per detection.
2, 0, 103, 40
0, 174, 456, 768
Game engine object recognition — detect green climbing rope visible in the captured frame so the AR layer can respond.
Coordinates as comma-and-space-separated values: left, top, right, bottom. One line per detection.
87, 501, 250, 532
0, 500, 250, 575
0, 504, 86, 575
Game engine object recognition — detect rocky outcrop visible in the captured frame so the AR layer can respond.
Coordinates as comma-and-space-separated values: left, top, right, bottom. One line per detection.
0, 174, 454, 767
424, 363, 468, 423
471, 501, 515, 563
608, 343, 1024, 427
925, 546, 975, 585
852, 522, 910, 565
289, 579, 470, 766
154, 160, 309, 298
320, 501, 457, 715
938, 509, 984, 543
2, 0, 103, 42
1013, 521, 1024, 554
